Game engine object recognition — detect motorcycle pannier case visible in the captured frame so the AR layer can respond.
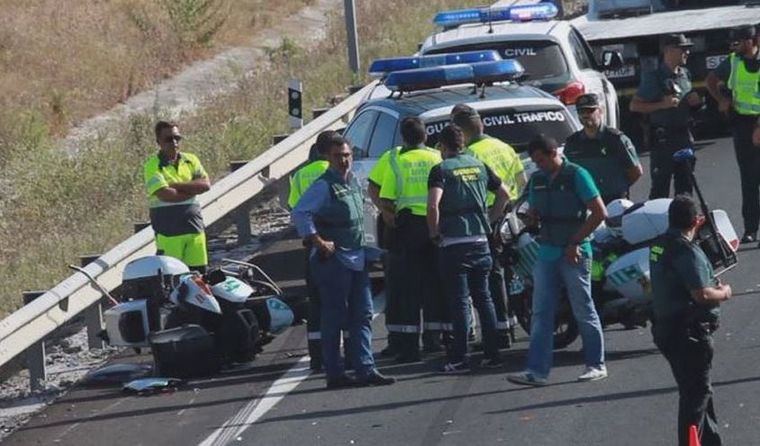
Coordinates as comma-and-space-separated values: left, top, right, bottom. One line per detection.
148, 325, 220, 378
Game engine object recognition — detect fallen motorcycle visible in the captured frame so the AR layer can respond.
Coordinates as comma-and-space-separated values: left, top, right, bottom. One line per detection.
70, 255, 297, 371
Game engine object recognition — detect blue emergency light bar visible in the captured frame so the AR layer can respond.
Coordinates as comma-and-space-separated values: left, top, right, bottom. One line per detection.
383, 60, 525, 93
433, 2, 558, 28
368, 50, 501, 77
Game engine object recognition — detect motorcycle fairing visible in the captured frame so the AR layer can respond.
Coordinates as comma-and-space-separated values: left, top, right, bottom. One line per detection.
212, 276, 254, 303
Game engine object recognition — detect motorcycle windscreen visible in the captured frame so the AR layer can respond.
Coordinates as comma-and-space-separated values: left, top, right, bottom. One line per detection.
211, 276, 254, 303
266, 297, 294, 333
605, 247, 651, 301
711, 210, 739, 252
621, 199, 672, 245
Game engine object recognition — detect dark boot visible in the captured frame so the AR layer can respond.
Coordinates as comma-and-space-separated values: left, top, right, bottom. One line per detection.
342, 332, 354, 371
380, 332, 400, 357
394, 333, 420, 364
308, 339, 322, 371
422, 330, 444, 353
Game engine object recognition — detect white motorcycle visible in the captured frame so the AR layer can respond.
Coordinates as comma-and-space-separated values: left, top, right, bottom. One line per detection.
496, 164, 738, 348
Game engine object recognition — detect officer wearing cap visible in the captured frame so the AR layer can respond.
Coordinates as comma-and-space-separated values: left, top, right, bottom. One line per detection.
650, 195, 731, 446
707, 25, 760, 245
288, 129, 336, 371
379, 117, 446, 362
631, 33, 704, 199
565, 93, 643, 204
452, 104, 525, 348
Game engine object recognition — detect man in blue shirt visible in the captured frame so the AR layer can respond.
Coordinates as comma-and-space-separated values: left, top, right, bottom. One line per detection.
507, 135, 608, 386
291, 134, 395, 389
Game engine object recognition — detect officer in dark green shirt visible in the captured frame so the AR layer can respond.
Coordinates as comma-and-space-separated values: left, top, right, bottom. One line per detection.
650, 195, 732, 446
565, 93, 642, 204
630, 34, 704, 199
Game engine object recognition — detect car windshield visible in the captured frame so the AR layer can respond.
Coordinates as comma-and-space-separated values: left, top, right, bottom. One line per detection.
423, 106, 577, 153
427, 41, 568, 81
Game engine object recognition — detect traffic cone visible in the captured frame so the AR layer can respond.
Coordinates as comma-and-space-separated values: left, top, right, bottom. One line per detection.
688, 425, 701, 446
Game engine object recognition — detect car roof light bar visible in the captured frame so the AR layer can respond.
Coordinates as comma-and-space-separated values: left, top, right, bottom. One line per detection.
383, 59, 525, 93
368, 50, 501, 77
432, 2, 558, 28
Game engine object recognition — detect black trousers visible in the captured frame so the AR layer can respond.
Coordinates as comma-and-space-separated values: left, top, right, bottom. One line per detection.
649, 137, 694, 199
654, 325, 722, 446
732, 114, 760, 234
385, 215, 447, 347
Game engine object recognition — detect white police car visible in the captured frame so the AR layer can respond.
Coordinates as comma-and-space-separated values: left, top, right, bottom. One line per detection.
344, 51, 581, 245
419, 2, 621, 128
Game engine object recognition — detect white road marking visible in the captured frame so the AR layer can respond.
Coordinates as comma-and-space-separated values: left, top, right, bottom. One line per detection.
198, 357, 311, 446
197, 291, 385, 446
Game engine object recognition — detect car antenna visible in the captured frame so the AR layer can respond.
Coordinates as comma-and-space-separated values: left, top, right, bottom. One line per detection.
486, 7, 495, 34
479, 83, 488, 99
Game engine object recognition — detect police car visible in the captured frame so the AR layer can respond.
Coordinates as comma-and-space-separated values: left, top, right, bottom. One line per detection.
344, 51, 581, 245
419, 2, 621, 128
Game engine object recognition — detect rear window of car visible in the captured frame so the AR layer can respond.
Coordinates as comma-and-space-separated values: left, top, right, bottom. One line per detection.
426, 41, 568, 81
424, 106, 577, 153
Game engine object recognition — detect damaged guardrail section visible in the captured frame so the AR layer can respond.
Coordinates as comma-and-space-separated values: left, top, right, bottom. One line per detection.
0, 81, 378, 390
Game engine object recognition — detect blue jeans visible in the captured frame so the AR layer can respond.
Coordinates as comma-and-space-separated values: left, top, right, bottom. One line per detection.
526, 255, 605, 379
439, 242, 499, 364
310, 255, 375, 380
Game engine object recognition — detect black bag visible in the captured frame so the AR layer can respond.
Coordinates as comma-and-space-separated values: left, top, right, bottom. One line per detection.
148, 325, 220, 378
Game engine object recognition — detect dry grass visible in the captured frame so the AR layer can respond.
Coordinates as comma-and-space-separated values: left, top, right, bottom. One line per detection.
0, 0, 482, 317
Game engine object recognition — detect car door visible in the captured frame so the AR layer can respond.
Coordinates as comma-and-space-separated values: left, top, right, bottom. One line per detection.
342, 107, 401, 246
568, 27, 619, 128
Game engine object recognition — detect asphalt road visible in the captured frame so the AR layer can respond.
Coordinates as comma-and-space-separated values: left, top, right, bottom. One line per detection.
5, 136, 760, 446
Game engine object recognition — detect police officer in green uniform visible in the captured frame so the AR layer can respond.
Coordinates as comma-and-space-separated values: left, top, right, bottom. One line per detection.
379, 117, 445, 362
427, 124, 511, 373
631, 34, 704, 199
565, 93, 642, 204
707, 25, 760, 245
144, 121, 210, 272
650, 195, 732, 446
288, 130, 336, 371
452, 105, 525, 348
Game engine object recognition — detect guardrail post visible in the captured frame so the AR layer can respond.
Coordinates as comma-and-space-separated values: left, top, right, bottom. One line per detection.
133, 222, 151, 233
230, 161, 253, 245
80, 255, 105, 350
23, 291, 47, 391
273, 134, 289, 145
312, 107, 330, 119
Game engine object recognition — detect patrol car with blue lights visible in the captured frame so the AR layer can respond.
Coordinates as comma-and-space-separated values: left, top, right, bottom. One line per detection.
344, 50, 581, 245
418, 2, 621, 129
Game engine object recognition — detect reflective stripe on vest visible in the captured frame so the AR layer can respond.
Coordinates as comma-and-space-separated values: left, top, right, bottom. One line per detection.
388, 146, 440, 216
728, 53, 760, 115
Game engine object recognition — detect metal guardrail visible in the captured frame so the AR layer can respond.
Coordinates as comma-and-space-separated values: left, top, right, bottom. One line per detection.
0, 81, 378, 389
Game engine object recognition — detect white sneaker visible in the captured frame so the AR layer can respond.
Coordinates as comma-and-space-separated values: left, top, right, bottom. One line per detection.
578, 365, 608, 382
506, 371, 548, 387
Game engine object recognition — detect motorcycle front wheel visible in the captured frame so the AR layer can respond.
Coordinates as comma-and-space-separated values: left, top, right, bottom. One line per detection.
512, 285, 579, 350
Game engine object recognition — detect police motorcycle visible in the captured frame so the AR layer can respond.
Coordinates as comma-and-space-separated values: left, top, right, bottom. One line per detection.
494, 155, 739, 348
71, 255, 295, 369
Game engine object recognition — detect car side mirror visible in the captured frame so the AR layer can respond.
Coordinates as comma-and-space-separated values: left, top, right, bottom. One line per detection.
602, 50, 624, 71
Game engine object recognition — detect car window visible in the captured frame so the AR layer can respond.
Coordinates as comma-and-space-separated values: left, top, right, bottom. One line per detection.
343, 109, 378, 157
368, 112, 399, 158
424, 106, 577, 153
569, 29, 594, 70
426, 41, 568, 81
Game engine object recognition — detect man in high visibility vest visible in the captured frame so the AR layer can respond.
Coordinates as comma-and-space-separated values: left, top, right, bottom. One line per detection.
451, 105, 525, 348
144, 121, 210, 272
707, 25, 760, 246
288, 130, 336, 371
379, 117, 445, 362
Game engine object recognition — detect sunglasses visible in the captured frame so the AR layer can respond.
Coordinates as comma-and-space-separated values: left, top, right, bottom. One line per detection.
163, 135, 182, 143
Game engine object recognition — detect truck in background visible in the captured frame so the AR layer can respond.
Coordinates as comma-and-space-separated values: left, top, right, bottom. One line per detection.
572, 0, 760, 148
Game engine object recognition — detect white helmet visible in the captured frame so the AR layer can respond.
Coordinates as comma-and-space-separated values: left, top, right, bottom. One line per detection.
605, 198, 634, 238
